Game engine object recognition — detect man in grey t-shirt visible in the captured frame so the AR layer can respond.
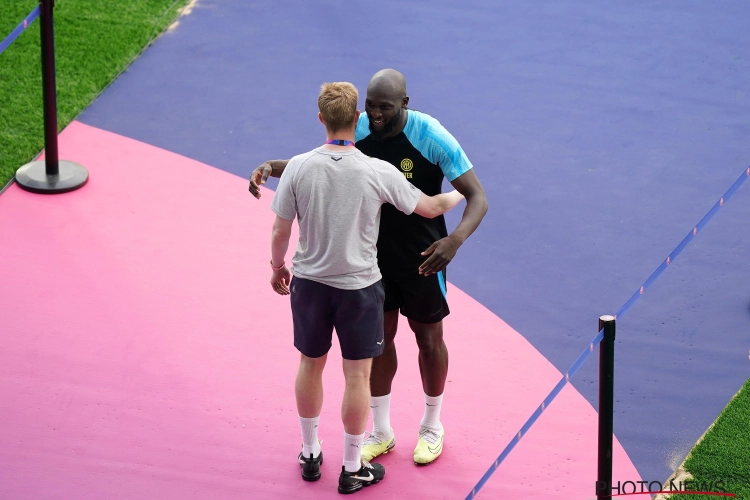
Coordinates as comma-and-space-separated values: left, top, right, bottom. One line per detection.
268, 82, 463, 494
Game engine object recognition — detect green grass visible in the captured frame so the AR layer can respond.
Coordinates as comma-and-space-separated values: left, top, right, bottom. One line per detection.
668, 377, 750, 500
0, 0, 189, 187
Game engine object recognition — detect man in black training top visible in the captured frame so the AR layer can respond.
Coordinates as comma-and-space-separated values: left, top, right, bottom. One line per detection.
255, 69, 488, 466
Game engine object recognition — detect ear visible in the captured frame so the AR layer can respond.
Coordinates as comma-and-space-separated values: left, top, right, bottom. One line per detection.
318, 112, 326, 126
402, 96, 410, 108
353, 109, 361, 125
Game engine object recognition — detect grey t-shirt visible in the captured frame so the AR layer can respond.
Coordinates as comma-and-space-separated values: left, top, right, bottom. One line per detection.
270, 147, 423, 290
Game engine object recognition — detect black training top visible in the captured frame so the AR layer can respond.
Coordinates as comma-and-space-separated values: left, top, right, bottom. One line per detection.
354, 110, 473, 274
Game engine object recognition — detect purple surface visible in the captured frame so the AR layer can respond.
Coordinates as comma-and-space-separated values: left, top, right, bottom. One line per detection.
78, 0, 750, 483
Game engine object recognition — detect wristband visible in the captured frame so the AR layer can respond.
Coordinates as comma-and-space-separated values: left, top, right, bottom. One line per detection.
270, 260, 285, 271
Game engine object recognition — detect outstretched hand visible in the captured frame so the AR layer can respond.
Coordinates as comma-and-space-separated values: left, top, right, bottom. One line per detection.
419, 235, 461, 275
249, 163, 272, 199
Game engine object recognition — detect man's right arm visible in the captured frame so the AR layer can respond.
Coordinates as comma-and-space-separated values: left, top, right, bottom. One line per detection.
249, 159, 289, 199
413, 191, 464, 219
379, 163, 464, 219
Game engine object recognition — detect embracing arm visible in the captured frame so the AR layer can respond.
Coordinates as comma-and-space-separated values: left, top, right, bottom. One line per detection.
413, 190, 465, 219
249, 159, 290, 198
419, 169, 488, 275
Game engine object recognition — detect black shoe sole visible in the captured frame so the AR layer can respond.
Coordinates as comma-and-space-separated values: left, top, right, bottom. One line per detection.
337, 478, 381, 494
302, 470, 321, 482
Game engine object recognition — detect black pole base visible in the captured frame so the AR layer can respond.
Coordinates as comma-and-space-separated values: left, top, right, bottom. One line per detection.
15, 160, 88, 194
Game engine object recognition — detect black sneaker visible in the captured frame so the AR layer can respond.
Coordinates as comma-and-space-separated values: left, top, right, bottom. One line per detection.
338, 461, 385, 494
298, 451, 323, 481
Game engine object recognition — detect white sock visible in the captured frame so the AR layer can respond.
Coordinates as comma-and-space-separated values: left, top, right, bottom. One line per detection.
420, 393, 443, 431
299, 416, 321, 458
370, 394, 392, 437
343, 432, 364, 472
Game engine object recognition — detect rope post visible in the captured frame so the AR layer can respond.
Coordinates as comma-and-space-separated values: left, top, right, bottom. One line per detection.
596, 315, 616, 500
15, 0, 88, 194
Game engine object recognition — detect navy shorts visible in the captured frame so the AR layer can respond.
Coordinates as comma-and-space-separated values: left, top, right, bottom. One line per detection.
382, 269, 450, 324
290, 277, 385, 360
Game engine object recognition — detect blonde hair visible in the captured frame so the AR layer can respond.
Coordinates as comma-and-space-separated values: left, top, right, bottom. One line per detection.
318, 82, 358, 133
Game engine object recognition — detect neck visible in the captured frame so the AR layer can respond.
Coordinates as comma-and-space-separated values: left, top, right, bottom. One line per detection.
323, 129, 356, 149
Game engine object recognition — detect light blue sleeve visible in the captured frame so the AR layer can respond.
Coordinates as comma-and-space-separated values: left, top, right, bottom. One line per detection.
402, 111, 473, 182
355, 113, 371, 142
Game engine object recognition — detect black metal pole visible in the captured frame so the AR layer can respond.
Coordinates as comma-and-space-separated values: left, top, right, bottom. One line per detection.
40, 0, 59, 176
15, 0, 88, 194
597, 315, 616, 500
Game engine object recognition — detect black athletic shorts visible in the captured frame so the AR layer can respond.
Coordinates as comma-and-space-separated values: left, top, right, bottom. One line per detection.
382, 269, 450, 324
290, 277, 385, 360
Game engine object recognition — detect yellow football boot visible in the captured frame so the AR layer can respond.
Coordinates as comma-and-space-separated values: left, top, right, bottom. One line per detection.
361, 429, 396, 462
413, 426, 444, 465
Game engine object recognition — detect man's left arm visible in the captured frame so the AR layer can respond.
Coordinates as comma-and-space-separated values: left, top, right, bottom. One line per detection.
270, 216, 294, 294
419, 169, 488, 275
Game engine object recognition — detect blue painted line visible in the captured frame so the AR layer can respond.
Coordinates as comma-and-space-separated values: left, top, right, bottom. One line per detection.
0, 6, 41, 56
467, 165, 750, 499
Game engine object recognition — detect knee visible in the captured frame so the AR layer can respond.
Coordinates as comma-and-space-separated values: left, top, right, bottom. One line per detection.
415, 330, 444, 354
300, 354, 326, 374
343, 359, 372, 383
344, 370, 371, 391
